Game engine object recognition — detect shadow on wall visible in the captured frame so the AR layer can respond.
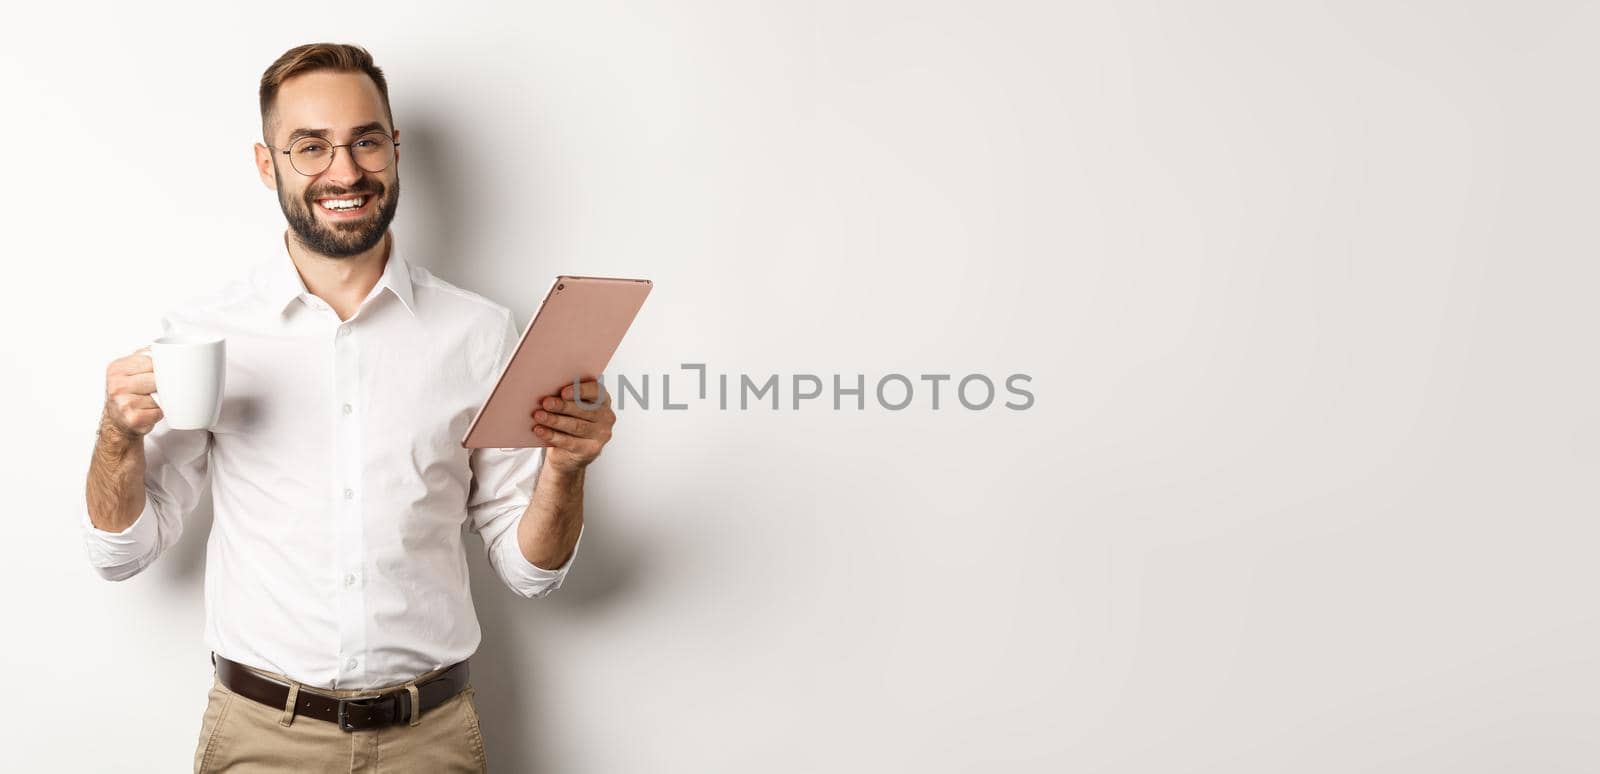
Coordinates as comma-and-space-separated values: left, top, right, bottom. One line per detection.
403, 111, 655, 770
466, 484, 650, 771
390, 116, 464, 283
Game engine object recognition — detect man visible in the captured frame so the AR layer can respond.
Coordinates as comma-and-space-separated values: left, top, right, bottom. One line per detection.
81, 43, 613, 773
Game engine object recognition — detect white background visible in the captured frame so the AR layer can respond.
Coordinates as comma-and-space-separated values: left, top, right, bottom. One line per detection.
3, 1, 1597, 771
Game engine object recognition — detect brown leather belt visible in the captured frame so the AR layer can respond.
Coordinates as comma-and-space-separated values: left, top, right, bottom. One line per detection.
212, 653, 470, 732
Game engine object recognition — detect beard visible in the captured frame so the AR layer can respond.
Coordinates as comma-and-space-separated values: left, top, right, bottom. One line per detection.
275, 167, 400, 258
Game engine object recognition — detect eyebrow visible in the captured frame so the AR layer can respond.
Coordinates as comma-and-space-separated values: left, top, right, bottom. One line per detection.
285, 122, 391, 144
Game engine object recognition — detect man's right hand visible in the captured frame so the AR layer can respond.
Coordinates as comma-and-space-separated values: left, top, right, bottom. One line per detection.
103, 346, 163, 438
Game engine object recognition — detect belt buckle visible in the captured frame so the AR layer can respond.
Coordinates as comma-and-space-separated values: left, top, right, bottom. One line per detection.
336, 694, 387, 732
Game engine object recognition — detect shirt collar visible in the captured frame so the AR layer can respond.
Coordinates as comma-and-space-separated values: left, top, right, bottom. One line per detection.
258, 232, 417, 319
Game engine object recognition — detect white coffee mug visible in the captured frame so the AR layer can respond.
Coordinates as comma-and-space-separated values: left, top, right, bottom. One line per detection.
150, 335, 226, 430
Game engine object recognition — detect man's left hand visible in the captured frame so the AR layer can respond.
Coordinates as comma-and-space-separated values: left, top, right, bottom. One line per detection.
531, 379, 615, 474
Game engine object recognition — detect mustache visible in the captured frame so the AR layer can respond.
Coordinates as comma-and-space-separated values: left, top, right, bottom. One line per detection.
303, 182, 384, 201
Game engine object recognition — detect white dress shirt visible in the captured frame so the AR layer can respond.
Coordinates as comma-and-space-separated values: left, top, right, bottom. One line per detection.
81, 235, 581, 690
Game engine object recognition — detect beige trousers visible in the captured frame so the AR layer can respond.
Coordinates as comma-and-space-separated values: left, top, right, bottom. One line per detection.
193, 661, 489, 773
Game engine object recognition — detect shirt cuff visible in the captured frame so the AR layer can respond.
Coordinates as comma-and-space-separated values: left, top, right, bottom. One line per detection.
81, 498, 160, 574
499, 521, 583, 598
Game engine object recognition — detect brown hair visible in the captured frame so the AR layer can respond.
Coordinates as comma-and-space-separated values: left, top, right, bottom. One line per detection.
259, 43, 393, 140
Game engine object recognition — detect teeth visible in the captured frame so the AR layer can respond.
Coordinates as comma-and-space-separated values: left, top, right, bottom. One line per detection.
319, 197, 366, 211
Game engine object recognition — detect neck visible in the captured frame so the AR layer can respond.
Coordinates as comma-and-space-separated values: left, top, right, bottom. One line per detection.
284, 230, 391, 312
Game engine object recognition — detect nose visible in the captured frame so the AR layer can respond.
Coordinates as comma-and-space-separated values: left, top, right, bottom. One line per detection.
320, 144, 365, 187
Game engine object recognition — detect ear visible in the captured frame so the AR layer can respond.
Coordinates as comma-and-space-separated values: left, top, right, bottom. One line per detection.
254, 143, 277, 191
391, 127, 400, 169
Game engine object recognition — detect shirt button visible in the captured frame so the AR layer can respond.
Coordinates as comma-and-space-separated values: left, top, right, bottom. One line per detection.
344, 488, 354, 500
337, 327, 349, 337
342, 403, 353, 415
344, 573, 357, 588
346, 657, 358, 671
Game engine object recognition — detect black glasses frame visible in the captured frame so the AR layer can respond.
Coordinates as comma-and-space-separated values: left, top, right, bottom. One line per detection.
269, 131, 399, 177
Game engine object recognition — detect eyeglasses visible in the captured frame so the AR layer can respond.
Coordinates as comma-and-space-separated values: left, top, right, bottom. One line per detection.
269, 131, 399, 177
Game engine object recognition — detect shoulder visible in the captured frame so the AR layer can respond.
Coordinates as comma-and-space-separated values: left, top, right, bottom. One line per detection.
408, 265, 522, 372
409, 264, 516, 330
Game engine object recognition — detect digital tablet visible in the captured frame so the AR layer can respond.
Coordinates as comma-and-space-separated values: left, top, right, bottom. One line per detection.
461, 275, 652, 449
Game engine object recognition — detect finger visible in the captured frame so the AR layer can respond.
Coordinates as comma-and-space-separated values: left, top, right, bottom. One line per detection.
126, 372, 158, 396
117, 405, 162, 429
117, 393, 159, 411
537, 395, 611, 421
534, 424, 598, 456
558, 380, 610, 405
109, 371, 157, 398
532, 410, 594, 437
114, 353, 155, 376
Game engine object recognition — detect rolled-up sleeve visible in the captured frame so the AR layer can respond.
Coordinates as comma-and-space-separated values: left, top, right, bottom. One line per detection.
82, 421, 212, 581
464, 311, 582, 599
467, 444, 583, 598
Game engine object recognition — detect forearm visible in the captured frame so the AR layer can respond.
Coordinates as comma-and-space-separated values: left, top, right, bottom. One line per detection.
516, 455, 585, 570
86, 412, 147, 533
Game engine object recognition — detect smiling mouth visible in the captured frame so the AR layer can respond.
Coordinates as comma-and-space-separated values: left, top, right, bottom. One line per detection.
313, 194, 376, 216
